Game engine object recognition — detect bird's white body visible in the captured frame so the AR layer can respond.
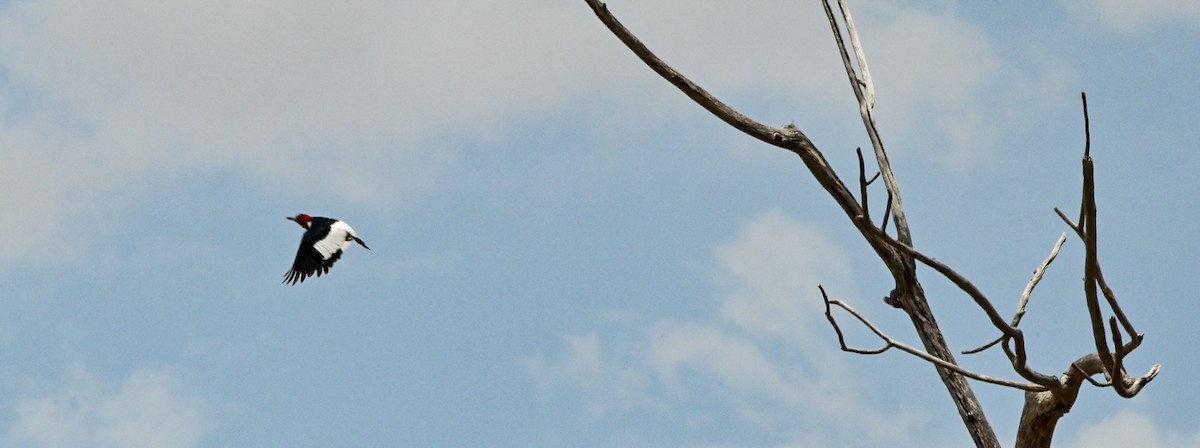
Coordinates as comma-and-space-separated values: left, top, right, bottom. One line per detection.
313, 221, 360, 259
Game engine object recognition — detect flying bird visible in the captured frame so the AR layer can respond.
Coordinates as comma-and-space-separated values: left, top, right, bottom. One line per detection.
284, 213, 370, 285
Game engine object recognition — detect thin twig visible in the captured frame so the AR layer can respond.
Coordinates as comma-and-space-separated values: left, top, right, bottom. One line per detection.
964, 233, 1068, 355
881, 190, 893, 234
1082, 92, 1091, 159
822, 286, 888, 355
1096, 272, 1140, 346
1015, 233, 1069, 326
838, 0, 875, 110
963, 336, 1003, 356
821, 287, 1045, 391
863, 218, 1062, 388
824, 0, 913, 250
1055, 207, 1082, 236
857, 147, 871, 219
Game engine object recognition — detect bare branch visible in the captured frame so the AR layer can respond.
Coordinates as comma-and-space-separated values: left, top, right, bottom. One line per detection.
863, 219, 1064, 388
1097, 272, 1140, 347
856, 147, 873, 220
821, 286, 888, 355
1108, 316, 1160, 396
1082, 92, 1091, 158
963, 337, 1004, 356
582, 0, 901, 266
821, 287, 1044, 391
1057, 203, 1142, 352
823, 4, 1000, 442
863, 219, 1011, 331
881, 190, 893, 235
964, 233, 1068, 355
1054, 207, 1082, 236
584, 1, 793, 149
1078, 105, 1122, 396
1109, 317, 1127, 381
1057, 216, 1141, 349
837, 0, 875, 110
1068, 92, 1159, 399
963, 337, 1003, 356
587, 1, 1159, 446
1016, 233, 1069, 325
823, 0, 913, 250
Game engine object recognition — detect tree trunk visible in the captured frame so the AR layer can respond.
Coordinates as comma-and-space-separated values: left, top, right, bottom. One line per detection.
898, 282, 1000, 448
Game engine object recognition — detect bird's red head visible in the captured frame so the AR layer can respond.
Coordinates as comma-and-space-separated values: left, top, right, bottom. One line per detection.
288, 213, 313, 229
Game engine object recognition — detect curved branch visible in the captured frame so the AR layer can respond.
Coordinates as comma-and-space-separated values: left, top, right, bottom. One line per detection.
583, 0, 896, 266
821, 287, 1044, 391
584, 1, 803, 148
1015, 354, 1105, 447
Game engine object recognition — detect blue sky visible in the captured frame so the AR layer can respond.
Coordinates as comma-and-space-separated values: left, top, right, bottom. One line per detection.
0, 1, 1197, 446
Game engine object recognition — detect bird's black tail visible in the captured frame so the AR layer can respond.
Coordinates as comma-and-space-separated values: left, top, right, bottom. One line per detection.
353, 236, 371, 250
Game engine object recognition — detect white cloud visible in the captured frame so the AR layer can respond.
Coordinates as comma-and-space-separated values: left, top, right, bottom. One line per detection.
0, 0, 630, 270
527, 208, 934, 446
646, 319, 801, 405
1063, 410, 1200, 448
0, 0, 633, 182
525, 333, 655, 415
0, 0, 1073, 271
714, 208, 852, 344
4, 366, 210, 448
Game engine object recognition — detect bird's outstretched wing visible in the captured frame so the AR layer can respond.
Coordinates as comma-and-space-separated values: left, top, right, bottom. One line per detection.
283, 217, 365, 285
284, 243, 344, 285
284, 220, 342, 285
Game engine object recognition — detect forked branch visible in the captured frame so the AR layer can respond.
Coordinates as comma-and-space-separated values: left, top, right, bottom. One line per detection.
822, 0, 914, 254
584, 1, 997, 444
585, 2, 1158, 447
1072, 93, 1159, 398
822, 286, 1045, 391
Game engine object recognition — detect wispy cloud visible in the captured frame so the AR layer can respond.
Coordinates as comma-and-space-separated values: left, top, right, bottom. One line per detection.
526, 333, 656, 416
0, 0, 1075, 272
1063, 410, 1200, 448
526, 208, 938, 446
4, 365, 210, 448
0, 0, 628, 271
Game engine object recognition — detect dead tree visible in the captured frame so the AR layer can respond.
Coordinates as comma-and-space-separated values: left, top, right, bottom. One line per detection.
583, 1, 1160, 447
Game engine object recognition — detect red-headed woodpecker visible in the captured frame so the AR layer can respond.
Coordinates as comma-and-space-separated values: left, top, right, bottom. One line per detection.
284, 213, 370, 285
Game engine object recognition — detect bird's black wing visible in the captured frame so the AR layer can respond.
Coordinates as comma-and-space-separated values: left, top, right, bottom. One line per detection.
284, 223, 339, 285
284, 246, 340, 285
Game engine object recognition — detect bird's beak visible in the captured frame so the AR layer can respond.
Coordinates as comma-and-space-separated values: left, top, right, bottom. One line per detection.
286, 216, 295, 221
